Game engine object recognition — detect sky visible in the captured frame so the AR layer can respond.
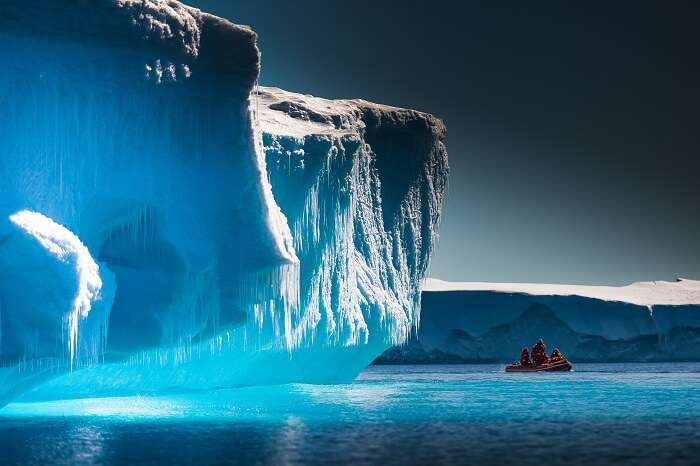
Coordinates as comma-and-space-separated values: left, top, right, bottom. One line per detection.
189, 0, 699, 285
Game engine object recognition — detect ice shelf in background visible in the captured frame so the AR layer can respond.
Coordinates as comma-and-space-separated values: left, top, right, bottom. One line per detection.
376, 278, 700, 364
424, 278, 700, 307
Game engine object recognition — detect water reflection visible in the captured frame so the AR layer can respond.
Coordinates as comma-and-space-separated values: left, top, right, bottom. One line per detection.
3, 364, 700, 465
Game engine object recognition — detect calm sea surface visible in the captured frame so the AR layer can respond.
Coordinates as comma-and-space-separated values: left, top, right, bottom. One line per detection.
2, 363, 700, 465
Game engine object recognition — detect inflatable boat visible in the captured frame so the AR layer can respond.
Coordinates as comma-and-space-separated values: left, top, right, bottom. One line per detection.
505, 359, 572, 372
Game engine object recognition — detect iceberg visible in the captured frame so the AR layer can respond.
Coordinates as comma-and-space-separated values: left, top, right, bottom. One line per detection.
376, 278, 700, 364
0, 1, 448, 405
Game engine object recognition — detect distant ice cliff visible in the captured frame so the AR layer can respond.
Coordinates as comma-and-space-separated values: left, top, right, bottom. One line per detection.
376, 279, 700, 364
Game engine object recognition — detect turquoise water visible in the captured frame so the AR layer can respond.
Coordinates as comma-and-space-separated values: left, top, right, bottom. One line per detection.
2, 363, 700, 465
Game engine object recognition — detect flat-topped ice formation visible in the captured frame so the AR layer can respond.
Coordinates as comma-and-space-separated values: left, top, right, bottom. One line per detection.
0, 1, 448, 405
376, 278, 700, 365
424, 278, 700, 307
255, 86, 443, 139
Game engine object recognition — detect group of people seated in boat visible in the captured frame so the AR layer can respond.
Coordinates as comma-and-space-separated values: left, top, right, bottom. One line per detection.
518, 339, 566, 367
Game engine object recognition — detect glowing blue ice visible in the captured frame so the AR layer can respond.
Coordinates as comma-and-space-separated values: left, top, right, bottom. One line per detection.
0, 0, 448, 406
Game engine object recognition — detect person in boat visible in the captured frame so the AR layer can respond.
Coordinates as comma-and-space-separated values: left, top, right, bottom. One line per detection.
549, 348, 564, 363
531, 339, 549, 366
519, 347, 532, 366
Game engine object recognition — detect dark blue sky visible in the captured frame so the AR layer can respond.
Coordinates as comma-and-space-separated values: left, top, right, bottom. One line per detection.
190, 0, 699, 285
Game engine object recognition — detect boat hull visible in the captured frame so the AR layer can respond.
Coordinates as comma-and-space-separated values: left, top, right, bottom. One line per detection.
505, 360, 572, 372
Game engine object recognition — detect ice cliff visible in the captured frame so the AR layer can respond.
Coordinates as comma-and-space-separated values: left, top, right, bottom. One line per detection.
0, 1, 447, 406
376, 278, 700, 364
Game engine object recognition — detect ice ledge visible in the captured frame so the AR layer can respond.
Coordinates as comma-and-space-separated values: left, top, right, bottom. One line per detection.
423, 277, 700, 307
255, 86, 445, 140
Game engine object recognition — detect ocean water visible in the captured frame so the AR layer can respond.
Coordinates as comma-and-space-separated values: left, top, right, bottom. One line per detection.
2, 363, 700, 465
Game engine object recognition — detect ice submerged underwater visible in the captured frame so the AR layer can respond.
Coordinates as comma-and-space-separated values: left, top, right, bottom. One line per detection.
0, 0, 448, 407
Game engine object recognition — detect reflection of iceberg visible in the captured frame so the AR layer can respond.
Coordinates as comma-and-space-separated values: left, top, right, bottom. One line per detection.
0, 0, 448, 406
376, 279, 700, 364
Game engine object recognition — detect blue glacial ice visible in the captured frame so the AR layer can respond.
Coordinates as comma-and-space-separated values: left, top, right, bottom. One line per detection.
0, 1, 448, 405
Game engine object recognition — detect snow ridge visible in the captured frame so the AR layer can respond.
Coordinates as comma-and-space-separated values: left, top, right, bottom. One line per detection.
424, 278, 700, 307
116, 0, 202, 57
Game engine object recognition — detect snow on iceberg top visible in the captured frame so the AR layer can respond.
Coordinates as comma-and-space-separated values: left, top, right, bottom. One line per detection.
0, 0, 259, 79
423, 278, 700, 307
255, 86, 445, 139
